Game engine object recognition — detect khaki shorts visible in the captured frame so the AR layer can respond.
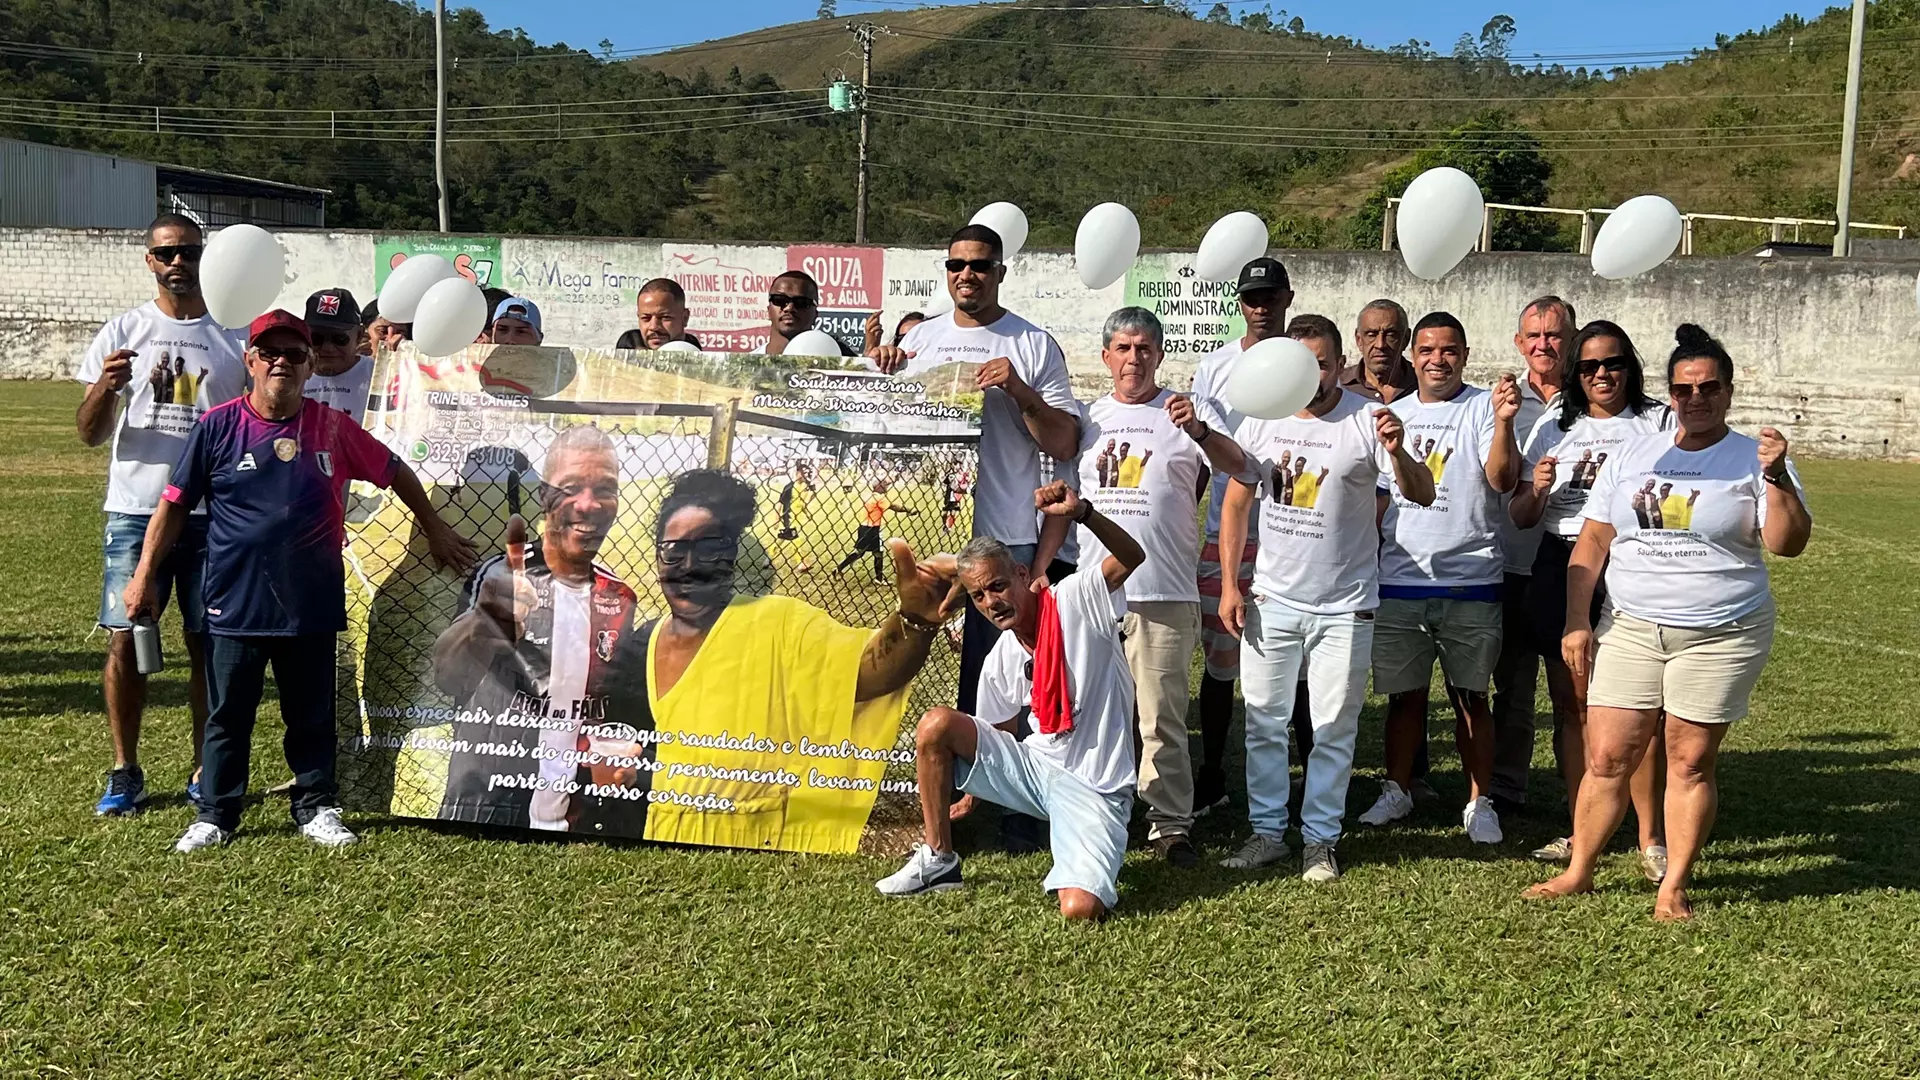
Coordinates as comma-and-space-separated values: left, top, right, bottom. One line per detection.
1372, 596, 1503, 696
1587, 601, 1776, 725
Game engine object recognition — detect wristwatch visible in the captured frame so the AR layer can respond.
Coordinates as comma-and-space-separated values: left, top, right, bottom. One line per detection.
1074, 500, 1095, 524
1763, 469, 1792, 489
1185, 420, 1212, 444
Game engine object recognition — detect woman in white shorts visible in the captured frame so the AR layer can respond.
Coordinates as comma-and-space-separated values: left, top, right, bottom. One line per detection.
1526, 324, 1812, 921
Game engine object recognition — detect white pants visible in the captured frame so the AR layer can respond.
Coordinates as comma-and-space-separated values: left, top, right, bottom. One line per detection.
1240, 595, 1372, 846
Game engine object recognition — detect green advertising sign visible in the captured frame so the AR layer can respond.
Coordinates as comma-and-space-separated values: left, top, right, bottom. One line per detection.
373, 235, 504, 293
1124, 253, 1245, 360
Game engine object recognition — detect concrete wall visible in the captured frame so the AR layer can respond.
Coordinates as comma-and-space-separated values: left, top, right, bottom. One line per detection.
4, 226, 1916, 456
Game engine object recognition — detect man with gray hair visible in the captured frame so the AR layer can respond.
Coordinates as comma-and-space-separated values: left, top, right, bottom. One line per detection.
878, 482, 1144, 920
1040, 306, 1254, 867
1491, 294, 1574, 819
1345, 298, 1418, 403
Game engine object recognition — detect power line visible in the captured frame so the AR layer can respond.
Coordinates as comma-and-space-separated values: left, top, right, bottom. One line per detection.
873, 82, 1918, 103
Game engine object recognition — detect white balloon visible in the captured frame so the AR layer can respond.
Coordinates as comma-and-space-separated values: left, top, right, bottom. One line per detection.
783, 329, 845, 358
198, 224, 285, 329
1222, 336, 1321, 420
1194, 211, 1269, 282
1075, 202, 1141, 290
1591, 195, 1685, 280
378, 253, 459, 324
969, 201, 1030, 259
1395, 167, 1485, 281
657, 339, 700, 353
410, 277, 489, 358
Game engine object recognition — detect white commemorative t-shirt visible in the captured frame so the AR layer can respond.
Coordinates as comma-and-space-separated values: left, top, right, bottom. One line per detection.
1523, 403, 1675, 540
304, 356, 376, 425
529, 579, 592, 831
1071, 390, 1206, 604
1190, 338, 1259, 544
901, 311, 1077, 547
1582, 430, 1804, 628
1379, 384, 1505, 588
975, 567, 1136, 795
1236, 390, 1394, 615
74, 303, 247, 515
1500, 380, 1555, 574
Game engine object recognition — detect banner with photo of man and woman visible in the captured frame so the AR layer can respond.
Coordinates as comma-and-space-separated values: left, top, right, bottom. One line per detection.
335, 342, 984, 855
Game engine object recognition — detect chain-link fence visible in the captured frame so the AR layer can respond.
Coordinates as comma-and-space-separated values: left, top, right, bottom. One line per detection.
336, 396, 978, 854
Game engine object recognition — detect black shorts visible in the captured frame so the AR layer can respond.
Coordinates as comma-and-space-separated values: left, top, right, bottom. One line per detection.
1525, 531, 1607, 660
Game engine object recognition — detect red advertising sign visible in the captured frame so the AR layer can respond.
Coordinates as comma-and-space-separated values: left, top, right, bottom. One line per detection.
787, 245, 883, 310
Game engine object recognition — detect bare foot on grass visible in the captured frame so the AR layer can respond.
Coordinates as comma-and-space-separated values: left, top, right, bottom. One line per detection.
1653, 889, 1695, 922
1523, 872, 1594, 900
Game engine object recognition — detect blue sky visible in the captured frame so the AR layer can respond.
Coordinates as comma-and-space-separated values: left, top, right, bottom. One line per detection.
459, 1, 1837, 63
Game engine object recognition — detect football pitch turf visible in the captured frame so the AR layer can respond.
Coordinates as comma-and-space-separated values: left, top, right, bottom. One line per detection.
2, 380, 1916, 1078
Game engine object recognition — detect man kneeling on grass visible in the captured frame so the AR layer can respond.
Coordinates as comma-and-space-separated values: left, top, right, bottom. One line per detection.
878, 481, 1144, 920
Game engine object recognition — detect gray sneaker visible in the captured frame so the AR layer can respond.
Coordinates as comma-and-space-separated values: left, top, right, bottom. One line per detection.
1220, 833, 1290, 870
1301, 843, 1341, 883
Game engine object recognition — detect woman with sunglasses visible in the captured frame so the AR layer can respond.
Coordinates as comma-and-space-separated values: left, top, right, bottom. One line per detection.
1526, 324, 1811, 920
1509, 320, 1672, 877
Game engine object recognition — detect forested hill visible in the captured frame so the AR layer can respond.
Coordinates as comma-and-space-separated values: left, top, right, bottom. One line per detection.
3, 0, 1917, 252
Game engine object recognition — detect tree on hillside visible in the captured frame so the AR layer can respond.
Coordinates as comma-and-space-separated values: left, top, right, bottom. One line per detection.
817, 0, 837, 18
1287, 15, 1304, 34
1453, 34, 1478, 62
1352, 111, 1569, 252
1240, 5, 1273, 32
1478, 15, 1516, 61
1205, 3, 1232, 24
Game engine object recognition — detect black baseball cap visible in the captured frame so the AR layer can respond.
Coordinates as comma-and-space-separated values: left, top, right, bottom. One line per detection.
305, 288, 362, 329
1235, 257, 1291, 293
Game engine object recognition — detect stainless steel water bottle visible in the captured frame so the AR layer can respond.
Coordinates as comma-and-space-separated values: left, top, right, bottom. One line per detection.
132, 617, 164, 675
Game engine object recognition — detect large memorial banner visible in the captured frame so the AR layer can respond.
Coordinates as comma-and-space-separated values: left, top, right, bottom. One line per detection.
336, 343, 983, 855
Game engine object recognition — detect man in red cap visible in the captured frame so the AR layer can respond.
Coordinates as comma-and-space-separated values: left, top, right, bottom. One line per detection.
124, 310, 477, 853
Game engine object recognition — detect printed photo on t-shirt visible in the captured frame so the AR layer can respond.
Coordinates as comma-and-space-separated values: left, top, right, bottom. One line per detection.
1266, 450, 1330, 509
1420, 438, 1455, 483
130, 342, 220, 437
1629, 477, 1703, 532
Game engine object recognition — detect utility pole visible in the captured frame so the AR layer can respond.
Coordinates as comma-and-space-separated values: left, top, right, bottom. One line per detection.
850, 21, 878, 245
1832, 0, 1867, 257
435, 0, 450, 233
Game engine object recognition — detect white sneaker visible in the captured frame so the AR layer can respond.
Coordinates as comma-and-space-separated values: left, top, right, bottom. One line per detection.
1530, 836, 1573, 863
876, 843, 963, 896
1463, 797, 1504, 844
1301, 843, 1341, 883
300, 807, 359, 848
173, 821, 232, 853
1219, 832, 1290, 870
1358, 781, 1415, 826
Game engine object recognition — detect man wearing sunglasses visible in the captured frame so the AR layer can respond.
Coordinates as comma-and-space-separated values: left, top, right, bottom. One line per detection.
75, 212, 249, 818
302, 289, 374, 424
762, 270, 851, 357
128, 310, 476, 852
866, 224, 1081, 723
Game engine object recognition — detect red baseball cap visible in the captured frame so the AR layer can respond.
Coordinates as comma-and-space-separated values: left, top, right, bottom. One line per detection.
247, 309, 312, 346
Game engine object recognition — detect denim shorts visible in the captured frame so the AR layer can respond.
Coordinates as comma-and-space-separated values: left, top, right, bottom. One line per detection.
99, 512, 209, 632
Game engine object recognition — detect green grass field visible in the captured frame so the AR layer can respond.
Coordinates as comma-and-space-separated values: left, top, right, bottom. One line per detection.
4, 380, 1918, 1078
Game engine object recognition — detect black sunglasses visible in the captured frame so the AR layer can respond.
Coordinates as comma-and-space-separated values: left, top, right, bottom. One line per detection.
311, 329, 354, 347
149, 244, 204, 263
767, 293, 817, 310
1671, 380, 1724, 400
656, 537, 737, 564
252, 344, 311, 364
1575, 356, 1630, 377
944, 258, 1000, 275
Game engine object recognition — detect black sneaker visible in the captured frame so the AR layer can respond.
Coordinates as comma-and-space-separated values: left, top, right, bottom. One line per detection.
1151, 834, 1201, 869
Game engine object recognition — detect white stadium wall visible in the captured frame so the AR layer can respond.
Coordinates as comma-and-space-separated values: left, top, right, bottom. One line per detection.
2, 226, 1915, 456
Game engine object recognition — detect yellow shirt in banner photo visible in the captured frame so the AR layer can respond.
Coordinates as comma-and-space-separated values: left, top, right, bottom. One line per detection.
643, 595, 908, 854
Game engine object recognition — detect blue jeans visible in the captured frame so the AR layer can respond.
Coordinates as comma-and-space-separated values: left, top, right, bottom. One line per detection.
198, 633, 339, 830
1241, 596, 1372, 846
99, 512, 208, 631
